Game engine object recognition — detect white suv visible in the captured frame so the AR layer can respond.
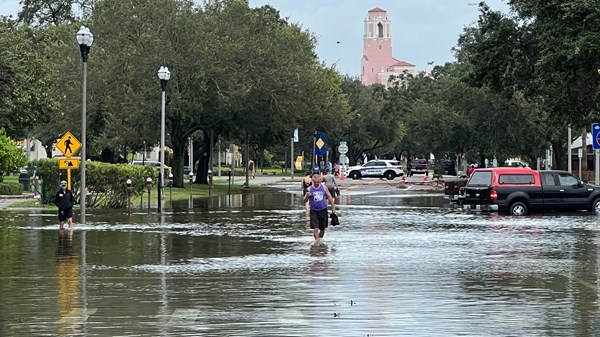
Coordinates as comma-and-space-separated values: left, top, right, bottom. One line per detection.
346, 160, 404, 180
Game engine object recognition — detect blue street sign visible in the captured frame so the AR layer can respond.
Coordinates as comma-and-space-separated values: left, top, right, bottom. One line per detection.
593, 123, 600, 150
314, 132, 327, 156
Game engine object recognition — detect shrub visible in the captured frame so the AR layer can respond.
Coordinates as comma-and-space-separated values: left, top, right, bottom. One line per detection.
30, 159, 156, 208
0, 182, 23, 195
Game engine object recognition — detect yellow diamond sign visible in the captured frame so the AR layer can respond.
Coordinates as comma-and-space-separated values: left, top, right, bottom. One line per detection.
315, 137, 325, 149
56, 131, 81, 158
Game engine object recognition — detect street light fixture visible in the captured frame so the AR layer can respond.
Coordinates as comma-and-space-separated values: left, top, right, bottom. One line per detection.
126, 179, 132, 216
157, 66, 171, 214
146, 177, 153, 213
76, 25, 93, 224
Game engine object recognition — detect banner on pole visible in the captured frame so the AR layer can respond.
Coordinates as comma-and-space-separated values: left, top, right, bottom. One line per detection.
293, 128, 299, 143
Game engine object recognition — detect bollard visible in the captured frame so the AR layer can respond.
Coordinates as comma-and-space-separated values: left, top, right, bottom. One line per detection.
126, 179, 132, 216
146, 177, 153, 213
208, 170, 213, 195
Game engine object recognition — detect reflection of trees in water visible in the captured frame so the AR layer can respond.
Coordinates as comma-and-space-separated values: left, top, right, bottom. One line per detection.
56, 231, 81, 334
457, 227, 599, 335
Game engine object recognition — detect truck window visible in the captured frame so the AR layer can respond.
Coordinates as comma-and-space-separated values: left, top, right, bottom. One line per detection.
541, 173, 556, 186
467, 171, 492, 186
498, 174, 535, 184
558, 173, 578, 186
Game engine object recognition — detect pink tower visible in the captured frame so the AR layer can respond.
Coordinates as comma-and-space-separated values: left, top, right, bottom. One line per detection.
361, 8, 415, 86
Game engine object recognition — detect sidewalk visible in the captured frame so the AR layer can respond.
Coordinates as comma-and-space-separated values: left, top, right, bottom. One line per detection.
0, 193, 35, 209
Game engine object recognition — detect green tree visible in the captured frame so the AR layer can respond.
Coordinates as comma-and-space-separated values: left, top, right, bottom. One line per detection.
339, 77, 404, 165
456, 1, 600, 171
17, 0, 93, 26
0, 19, 61, 140
0, 128, 28, 181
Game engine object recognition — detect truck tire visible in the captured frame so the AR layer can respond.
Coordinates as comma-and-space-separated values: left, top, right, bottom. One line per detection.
592, 198, 600, 213
509, 201, 528, 216
350, 171, 361, 180
384, 171, 395, 180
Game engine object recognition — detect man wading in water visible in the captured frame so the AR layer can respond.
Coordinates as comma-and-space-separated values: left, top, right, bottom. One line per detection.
304, 173, 336, 240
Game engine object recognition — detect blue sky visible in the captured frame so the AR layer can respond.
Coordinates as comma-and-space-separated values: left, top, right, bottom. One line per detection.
0, 0, 510, 76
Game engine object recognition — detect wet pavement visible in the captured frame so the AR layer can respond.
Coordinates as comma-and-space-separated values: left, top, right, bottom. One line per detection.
1, 184, 600, 336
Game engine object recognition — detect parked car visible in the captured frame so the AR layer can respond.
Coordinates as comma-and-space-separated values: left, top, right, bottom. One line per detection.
461, 167, 600, 216
130, 160, 171, 177
346, 160, 404, 180
408, 159, 429, 176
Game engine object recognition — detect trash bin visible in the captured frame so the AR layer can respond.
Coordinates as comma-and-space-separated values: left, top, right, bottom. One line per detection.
18, 172, 30, 192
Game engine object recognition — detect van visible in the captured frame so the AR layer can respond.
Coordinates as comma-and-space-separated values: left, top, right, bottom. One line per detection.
130, 160, 171, 177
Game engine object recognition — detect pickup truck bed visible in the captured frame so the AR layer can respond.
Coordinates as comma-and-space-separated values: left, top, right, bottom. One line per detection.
444, 178, 468, 203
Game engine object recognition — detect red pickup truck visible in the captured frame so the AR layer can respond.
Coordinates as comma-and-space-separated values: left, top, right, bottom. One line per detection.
462, 167, 600, 216
408, 159, 428, 177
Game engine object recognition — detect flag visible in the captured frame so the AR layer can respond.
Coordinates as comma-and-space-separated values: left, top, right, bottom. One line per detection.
293, 128, 299, 142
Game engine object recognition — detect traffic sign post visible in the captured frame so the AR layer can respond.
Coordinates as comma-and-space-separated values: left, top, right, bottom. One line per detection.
56, 131, 81, 158
593, 123, 600, 150
59, 158, 80, 169
593, 123, 600, 183
338, 141, 348, 173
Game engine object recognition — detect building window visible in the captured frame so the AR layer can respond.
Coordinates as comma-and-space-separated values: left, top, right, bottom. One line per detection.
377, 23, 383, 38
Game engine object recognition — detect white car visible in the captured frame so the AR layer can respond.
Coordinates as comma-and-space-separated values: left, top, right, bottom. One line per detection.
346, 160, 404, 180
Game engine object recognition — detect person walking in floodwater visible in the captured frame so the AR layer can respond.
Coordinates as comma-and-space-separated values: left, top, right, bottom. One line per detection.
322, 168, 339, 198
304, 173, 336, 240
248, 159, 255, 179
54, 180, 75, 230
301, 171, 312, 212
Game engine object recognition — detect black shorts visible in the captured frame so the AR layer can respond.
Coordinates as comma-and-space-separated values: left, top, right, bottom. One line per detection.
310, 208, 328, 230
58, 208, 73, 221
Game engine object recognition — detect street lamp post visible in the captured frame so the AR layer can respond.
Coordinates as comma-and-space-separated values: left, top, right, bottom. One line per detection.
76, 25, 93, 224
126, 179, 132, 216
146, 177, 153, 213
157, 66, 171, 214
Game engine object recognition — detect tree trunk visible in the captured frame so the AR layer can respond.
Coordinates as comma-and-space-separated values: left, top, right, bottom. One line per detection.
582, 127, 588, 175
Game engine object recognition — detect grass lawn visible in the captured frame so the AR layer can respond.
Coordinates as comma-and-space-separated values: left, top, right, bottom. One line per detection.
3, 167, 291, 208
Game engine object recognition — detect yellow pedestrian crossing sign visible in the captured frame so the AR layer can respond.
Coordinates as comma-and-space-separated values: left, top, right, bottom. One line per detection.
56, 131, 81, 158
59, 158, 80, 169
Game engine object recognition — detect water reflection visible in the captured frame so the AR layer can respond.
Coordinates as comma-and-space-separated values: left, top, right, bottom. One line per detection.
1, 190, 600, 335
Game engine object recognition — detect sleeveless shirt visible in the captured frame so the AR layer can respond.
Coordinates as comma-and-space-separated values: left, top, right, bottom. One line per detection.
309, 184, 328, 211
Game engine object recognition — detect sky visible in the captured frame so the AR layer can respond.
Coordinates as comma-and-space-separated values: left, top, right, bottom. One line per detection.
0, 0, 510, 76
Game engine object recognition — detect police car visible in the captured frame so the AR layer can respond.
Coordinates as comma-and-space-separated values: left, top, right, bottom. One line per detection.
346, 160, 404, 180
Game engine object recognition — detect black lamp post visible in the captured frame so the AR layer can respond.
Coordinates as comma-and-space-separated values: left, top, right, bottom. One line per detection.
146, 177, 153, 213
126, 178, 132, 216
76, 25, 93, 224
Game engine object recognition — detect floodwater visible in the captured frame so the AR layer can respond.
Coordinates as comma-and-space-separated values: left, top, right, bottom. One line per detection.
1, 187, 600, 336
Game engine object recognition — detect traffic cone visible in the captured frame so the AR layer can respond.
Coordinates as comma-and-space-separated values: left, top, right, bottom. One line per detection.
401, 175, 406, 184
423, 175, 428, 182
340, 170, 345, 180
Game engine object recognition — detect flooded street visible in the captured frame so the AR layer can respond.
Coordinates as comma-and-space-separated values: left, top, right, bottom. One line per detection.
1, 187, 600, 336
